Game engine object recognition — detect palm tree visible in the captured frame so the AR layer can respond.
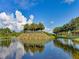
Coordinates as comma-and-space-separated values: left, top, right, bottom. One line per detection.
30, 23, 37, 31
38, 23, 45, 31
24, 24, 29, 32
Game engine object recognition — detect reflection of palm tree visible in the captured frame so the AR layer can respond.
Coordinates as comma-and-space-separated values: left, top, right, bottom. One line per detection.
53, 40, 79, 59
24, 45, 44, 54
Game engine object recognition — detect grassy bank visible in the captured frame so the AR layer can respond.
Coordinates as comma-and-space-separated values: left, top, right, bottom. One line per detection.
17, 32, 55, 46
72, 38, 79, 43
0, 32, 22, 39
44, 32, 56, 39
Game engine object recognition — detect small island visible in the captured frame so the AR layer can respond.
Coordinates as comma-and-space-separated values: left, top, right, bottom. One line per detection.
0, 22, 55, 47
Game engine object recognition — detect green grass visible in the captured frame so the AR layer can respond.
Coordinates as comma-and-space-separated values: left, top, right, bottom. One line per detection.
43, 31, 57, 39
0, 32, 22, 39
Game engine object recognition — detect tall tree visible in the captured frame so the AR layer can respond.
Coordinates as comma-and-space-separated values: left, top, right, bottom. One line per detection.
24, 24, 29, 32
30, 23, 37, 31
38, 23, 45, 31
23, 22, 45, 32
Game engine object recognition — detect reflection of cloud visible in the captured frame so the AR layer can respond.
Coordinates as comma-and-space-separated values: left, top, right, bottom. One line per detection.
64, 0, 75, 4
29, 49, 34, 56
0, 10, 34, 32
0, 41, 26, 59
27, 15, 34, 25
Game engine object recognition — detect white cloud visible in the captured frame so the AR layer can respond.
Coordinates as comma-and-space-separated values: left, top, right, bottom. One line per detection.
0, 10, 34, 32
44, 27, 52, 33
15, 10, 27, 31
27, 15, 34, 25
64, 0, 75, 4
16, 10, 27, 24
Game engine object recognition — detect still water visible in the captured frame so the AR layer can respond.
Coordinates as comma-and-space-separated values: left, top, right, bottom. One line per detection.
0, 38, 79, 59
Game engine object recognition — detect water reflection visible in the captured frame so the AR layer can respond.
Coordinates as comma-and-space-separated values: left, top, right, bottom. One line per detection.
0, 39, 44, 59
0, 39, 11, 47
0, 38, 79, 59
25, 46, 44, 53
23, 41, 71, 59
0, 39, 26, 59
24, 45, 44, 55
53, 39, 79, 59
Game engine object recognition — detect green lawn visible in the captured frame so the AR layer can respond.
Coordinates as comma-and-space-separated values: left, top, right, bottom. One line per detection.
0, 32, 22, 39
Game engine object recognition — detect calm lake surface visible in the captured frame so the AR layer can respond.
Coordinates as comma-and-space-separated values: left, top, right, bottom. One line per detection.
0, 38, 79, 59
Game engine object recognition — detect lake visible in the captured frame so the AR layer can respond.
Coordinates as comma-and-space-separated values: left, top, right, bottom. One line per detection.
0, 38, 79, 59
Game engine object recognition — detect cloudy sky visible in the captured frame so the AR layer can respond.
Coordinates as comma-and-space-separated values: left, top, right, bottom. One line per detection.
0, 0, 79, 32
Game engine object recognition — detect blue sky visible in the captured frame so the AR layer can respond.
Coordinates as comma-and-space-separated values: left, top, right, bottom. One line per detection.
0, 0, 79, 32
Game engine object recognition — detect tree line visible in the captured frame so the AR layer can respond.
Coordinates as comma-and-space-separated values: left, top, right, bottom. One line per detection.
53, 17, 79, 34
0, 28, 11, 34
24, 22, 45, 32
